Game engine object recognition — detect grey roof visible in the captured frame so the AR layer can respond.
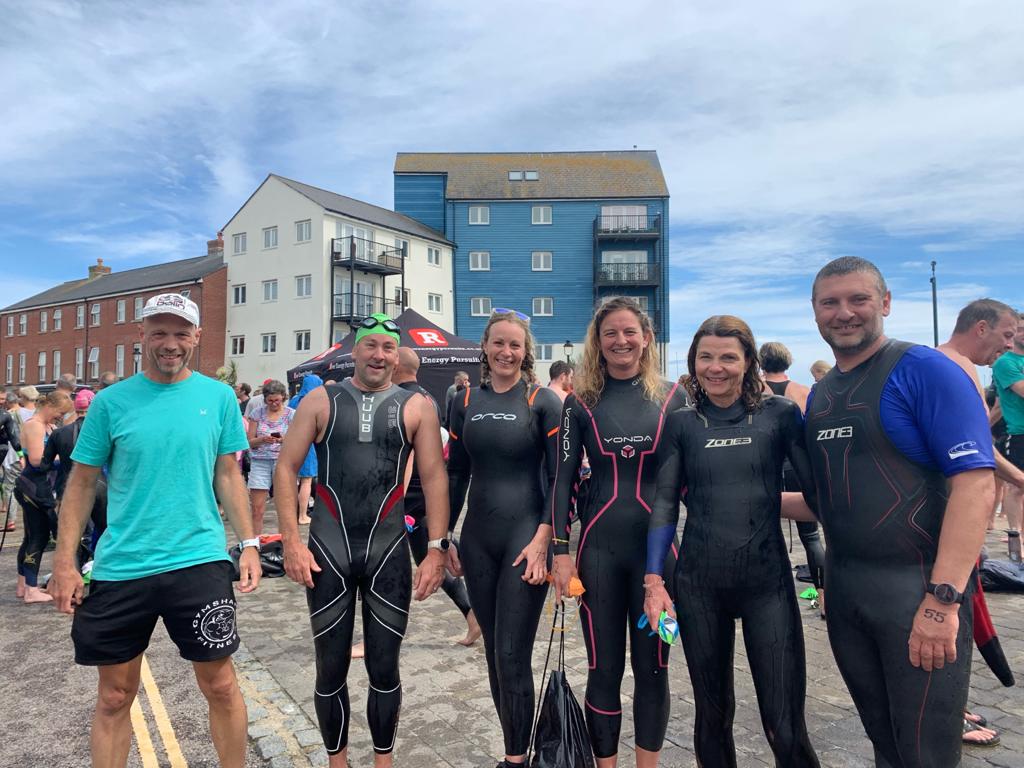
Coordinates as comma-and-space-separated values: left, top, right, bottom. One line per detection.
2, 253, 224, 312
394, 151, 669, 200
230, 175, 452, 245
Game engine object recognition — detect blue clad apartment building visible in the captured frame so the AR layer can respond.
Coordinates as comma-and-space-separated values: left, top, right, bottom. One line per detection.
393, 151, 670, 366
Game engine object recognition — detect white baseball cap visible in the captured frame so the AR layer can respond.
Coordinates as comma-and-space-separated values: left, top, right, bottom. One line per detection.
141, 293, 200, 326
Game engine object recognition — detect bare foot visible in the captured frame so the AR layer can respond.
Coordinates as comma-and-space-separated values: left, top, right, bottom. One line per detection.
24, 585, 53, 604
298, 516, 312, 525
351, 642, 365, 659
457, 611, 482, 646
15, 576, 26, 599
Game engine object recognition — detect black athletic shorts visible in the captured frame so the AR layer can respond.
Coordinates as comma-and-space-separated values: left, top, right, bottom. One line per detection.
1007, 435, 1024, 471
72, 560, 240, 666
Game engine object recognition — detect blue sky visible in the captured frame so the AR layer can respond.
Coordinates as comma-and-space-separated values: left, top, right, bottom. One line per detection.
2, 0, 1022, 383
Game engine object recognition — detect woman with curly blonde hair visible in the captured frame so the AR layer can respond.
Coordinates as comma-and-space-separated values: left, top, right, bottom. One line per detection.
550, 296, 686, 768
645, 315, 819, 767
447, 308, 562, 768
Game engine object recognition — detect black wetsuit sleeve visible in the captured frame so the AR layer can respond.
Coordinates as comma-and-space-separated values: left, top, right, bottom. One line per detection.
0, 412, 20, 453
647, 411, 686, 574
533, 386, 562, 532
446, 389, 471, 535
550, 395, 583, 554
783, 401, 819, 517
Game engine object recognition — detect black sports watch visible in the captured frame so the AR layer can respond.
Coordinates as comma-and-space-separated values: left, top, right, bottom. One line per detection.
927, 582, 964, 605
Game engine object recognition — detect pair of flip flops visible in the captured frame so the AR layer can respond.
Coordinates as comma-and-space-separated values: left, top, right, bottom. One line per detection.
962, 714, 999, 747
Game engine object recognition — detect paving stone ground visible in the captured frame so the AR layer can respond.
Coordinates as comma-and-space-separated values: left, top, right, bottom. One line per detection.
231, 509, 1024, 767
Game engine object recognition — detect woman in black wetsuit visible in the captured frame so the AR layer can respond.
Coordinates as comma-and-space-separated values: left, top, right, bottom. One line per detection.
447, 308, 561, 768
550, 296, 686, 768
644, 315, 820, 768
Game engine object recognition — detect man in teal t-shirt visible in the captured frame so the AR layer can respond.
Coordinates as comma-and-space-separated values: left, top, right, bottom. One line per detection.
48, 293, 260, 768
992, 311, 1024, 535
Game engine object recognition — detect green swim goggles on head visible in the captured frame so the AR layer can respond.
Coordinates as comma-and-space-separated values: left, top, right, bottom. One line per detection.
354, 313, 401, 343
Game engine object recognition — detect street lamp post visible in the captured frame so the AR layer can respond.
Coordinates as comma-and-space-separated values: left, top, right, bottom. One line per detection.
930, 261, 939, 347
563, 340, 574, 363
133, 345, 142, 375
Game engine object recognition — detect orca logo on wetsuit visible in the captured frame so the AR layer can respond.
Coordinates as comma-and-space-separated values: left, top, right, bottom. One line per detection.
471, 413, 517, 421
816, 426, 853, 441
704, 437, 753, 448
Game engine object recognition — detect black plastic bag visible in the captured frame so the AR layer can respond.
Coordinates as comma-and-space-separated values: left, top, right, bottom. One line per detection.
979, 558, 1024, 592
228, 539, 286, 580
530, 604, 594, 768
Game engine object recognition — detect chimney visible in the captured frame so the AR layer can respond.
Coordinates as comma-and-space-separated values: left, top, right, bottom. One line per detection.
207, 231, 224, 256
88, 258, 112, 280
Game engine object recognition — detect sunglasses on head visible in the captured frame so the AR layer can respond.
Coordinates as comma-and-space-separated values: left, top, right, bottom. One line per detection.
491, 307, 531, 324
357, 316, 401, 333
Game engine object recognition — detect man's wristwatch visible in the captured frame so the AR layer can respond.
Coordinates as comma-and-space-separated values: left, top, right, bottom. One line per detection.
240, 538, 261, 551
927, 582, 964, 605
426, 538, 451, 553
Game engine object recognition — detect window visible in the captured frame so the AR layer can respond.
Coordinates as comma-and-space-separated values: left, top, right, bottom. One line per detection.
600, 204, 648, 230
469, 251, 490, 271
394, 238, 409, 257
469, 206, 490, 225
76, 305, 85, 328
4, 354, 11, 384
52, 350, 61, 381
180, 289, 191, 299
39, 311, 48, 333
231, 336, 245, 356
5, 317, 12, 336
599, 250, 649, 281
295, 330, 311, 352
394, 287, 410, 308
536, 344, 554, 361
532, 251, 553, 271
428, 293, 442, 313
53, 308, 62, 331
116, 299, 126, 323
533, 297, 554, 316
90, 303, 100, 326
263, 226, 278, 249
75, 348, 84, 380
115, 345, 124, 378
19, 314, 27, 335
232, 284, 247, 305
295, 219, 312, 243
37, 352, 46, 383
132, 343, 142, 374
532, 206, 552, 225
262, 280, 278, 302
134, 297, 144, 320
524, 170, 539, 181
261, 333, 277, 354
88, 347, 100, 380
295, 275, 312, 298
427, 247, 441, 266
625, 295, 650, 311
470, 297, 491, 316
232, 232, 247, 254
18, 353, 25, 383
508, 171, 524, 181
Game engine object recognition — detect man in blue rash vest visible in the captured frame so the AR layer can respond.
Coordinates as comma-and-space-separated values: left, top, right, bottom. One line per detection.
275, 314, 450, 768
795, 257, 997, 768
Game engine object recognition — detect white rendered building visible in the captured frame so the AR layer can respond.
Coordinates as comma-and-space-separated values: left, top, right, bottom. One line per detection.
223, 174, 454, 385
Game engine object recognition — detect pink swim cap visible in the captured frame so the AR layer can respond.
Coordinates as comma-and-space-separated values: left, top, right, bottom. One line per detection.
74, 389, 96, 410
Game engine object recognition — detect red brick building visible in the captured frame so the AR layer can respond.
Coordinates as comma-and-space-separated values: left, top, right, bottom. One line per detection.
1, 239, 228, 388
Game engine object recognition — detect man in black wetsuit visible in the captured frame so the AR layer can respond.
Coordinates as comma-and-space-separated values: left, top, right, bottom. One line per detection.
804, 257, 996, 768
275, 315, 450, 768
393, 346, 479, 646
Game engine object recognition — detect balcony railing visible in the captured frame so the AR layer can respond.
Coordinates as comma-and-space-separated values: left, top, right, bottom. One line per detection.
594, 214, 662, 237
596, 262, 660, 284
331, 236, 405, 273
332, 292, 403, 323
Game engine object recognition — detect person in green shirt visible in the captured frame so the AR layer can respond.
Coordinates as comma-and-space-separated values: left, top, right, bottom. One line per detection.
992, 311, 1024, 535
48, 293, 260, 768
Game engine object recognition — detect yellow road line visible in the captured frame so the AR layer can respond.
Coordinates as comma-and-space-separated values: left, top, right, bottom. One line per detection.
129, 697, 160, 768
140, 655, 189, 768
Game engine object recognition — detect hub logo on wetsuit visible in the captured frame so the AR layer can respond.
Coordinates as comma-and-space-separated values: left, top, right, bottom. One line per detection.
471, 413, 517, 421
816, 426, 853, 441
704, 437, 753, 448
